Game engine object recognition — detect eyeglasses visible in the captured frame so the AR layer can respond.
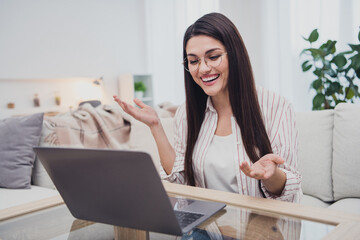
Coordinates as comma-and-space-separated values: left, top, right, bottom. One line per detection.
183, 52, 227, 72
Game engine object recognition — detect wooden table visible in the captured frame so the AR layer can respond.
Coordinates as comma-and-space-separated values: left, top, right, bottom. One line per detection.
1, 182, 360, 240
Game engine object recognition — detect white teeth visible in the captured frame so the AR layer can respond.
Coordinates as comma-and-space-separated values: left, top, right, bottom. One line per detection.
202, 75, 219, 82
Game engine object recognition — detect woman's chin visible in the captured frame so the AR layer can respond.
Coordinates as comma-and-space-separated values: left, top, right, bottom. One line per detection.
202, 88, 220, 97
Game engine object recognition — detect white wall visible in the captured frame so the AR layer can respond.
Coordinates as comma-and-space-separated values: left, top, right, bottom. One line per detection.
0, 0, 147, 104
144, 0, 180, 105
144, 0, 219, 105
1, 0, 358, 112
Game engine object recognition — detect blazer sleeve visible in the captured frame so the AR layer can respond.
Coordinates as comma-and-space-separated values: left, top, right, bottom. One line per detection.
261, 100, 303, 203
160, 104, 187, 184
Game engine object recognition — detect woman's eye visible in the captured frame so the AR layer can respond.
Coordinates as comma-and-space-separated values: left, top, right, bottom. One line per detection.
189, 60, 199, 65
208, 55, 221, 61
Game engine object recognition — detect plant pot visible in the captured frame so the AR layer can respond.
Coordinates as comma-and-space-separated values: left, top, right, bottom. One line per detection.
135, 91, 144, 99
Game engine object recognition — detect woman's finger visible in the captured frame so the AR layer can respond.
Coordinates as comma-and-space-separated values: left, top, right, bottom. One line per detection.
113, 96, 137, 117
240, 161, 251, 175
133, 98, 147, 109
273, 156, 285, 165
262, 154, 284, 165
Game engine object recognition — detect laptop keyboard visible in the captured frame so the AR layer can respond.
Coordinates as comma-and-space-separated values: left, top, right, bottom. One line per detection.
174, 210, 204, 229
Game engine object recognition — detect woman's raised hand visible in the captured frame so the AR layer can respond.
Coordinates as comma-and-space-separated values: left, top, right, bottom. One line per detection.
113, 96, 160, 129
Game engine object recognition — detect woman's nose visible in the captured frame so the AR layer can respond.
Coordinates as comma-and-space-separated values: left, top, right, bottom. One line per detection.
198, 58, 211, 73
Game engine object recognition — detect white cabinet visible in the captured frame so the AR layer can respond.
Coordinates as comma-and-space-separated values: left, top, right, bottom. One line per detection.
118, 74, 153, 106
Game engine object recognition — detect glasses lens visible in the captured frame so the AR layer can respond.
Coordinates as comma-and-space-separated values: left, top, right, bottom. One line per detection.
183, 58, 190, 72
184, 57, 200, 72
205, 53, 223, 68
183, 52, 226, 72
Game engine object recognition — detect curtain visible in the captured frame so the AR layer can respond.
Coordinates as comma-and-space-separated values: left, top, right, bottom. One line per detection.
223, 0, 360, 111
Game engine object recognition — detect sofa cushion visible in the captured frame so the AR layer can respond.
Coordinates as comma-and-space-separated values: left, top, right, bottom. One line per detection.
296, 110, 334, 202
32, 119, 57, 189
0, 185, 59, 210
128, 118, 174, 171
332, 103, 360, 201
328, 198, 360, 215
0, 113, 44, 189
300, 194, 331, 208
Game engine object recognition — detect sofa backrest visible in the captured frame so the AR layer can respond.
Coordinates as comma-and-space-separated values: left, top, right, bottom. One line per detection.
332, 103, 360, 201
128, 117, 175, 171
32, 119, 58, 189
296, 110, 334, 202
35, 103, 360, 202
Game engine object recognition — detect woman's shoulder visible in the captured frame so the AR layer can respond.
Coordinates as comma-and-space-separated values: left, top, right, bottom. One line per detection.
256, 85, 292, 112
174, 102, 187, 120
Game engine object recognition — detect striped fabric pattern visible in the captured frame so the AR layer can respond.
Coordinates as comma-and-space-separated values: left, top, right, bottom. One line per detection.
161, 86, 302, 203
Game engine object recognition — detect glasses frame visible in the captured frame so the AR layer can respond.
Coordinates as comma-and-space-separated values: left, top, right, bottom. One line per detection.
183, 52, 227, 72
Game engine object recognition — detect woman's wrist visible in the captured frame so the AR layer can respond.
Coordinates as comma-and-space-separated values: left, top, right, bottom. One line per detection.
150, 118, 163, 135
262, 167, 286, 195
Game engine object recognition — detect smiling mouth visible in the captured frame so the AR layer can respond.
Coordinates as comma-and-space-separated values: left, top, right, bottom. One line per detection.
201, 74, 220, 82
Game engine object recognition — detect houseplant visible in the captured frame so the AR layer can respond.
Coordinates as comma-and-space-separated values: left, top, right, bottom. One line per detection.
134, 81, 147, 99
300, 28, 360, 110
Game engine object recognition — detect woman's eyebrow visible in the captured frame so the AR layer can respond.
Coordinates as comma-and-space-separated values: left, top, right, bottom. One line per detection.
187, 48, 223, 57
205, 48, 222, 54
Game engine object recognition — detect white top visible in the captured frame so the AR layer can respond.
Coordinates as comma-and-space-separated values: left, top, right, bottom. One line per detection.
204, 134, 238, 193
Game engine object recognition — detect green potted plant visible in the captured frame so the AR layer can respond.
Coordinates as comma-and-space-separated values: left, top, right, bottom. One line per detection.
134, 81, 147, 99
300, 28, 360, 110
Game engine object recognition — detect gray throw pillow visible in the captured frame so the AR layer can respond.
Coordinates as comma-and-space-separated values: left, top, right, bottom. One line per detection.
0, 113, 44, 189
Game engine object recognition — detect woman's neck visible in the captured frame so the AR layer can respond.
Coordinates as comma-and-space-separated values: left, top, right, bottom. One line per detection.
211, 92, 232, 116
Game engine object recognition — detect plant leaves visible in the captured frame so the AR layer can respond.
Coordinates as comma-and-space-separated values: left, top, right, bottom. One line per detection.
353, 85, 359, 97
312, 79, 322, 90
325, 81, 341, 96
301, 60, 312, 72
300, 48, 311, 56
356, 68, 360, 79
349, 54, 360, 70
321, 40, 337, 55
313, 68, 322, 77
341, 50, 355, 55
332, 54, 347, 68
332, 81, 341, 93
308, 29, 319, 43
326, 68, 337, 78
345, 87, 355, 99
349, 44, 360, 52
313, 93, 325, 109
308, 48, 325, 59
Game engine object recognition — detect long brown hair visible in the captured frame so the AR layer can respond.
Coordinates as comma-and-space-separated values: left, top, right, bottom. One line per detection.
183, 13, 273, 187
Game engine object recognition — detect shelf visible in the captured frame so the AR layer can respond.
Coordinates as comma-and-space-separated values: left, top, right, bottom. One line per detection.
1, 106, 69, 118
118, 74, 154, 106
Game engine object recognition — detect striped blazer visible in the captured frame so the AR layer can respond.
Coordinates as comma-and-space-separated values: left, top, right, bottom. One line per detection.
161, 86, 302, 203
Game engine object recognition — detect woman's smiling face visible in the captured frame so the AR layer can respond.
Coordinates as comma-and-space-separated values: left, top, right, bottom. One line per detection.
185, 35, 229, 98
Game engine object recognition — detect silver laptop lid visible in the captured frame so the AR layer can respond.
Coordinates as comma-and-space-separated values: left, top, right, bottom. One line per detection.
33, 147, 225, 236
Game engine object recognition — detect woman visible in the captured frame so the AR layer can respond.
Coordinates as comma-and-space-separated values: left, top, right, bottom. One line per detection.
114, 13, 302, 203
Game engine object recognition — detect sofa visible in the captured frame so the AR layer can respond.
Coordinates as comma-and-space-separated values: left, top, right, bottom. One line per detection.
296, 103, 360, 214
1, 103, 360, 217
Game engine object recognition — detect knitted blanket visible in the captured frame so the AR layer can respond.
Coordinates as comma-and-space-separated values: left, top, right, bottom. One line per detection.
43, 104, 131, 149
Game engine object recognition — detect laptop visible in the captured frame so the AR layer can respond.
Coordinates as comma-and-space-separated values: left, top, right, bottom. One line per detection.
33, 147, 226, 236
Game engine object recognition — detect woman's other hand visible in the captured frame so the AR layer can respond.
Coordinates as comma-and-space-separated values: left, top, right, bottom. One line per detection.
113, 96, 160, 129
240, 154, 286, 195
239, 154, 284, 180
